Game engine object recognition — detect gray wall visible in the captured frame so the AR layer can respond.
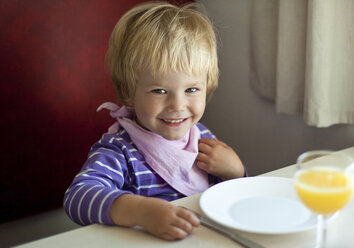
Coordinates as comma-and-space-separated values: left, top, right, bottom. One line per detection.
199, 0, 354, 176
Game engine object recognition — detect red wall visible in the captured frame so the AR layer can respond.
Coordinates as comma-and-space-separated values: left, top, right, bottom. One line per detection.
0, 0, 191, 222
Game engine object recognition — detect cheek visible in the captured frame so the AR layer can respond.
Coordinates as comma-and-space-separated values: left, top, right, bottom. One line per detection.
135, 98, 161, 120
191, 96, 206, 115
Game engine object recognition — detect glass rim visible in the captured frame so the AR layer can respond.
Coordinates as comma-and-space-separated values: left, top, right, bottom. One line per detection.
297, 150, 334, 164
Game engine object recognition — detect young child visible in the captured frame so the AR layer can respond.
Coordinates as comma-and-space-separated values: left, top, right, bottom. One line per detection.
64, 1, 245, 241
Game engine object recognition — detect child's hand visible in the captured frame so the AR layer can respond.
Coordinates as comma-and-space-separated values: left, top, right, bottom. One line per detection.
197, 138, 245, 180
110, 195, 199, 241
138, 197, 200, 240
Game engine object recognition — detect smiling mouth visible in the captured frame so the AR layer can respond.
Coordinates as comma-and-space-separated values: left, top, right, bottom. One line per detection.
161, 118, 187, 124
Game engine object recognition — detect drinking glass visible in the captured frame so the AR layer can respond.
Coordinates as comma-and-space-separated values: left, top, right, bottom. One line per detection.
294, 150, 353, 248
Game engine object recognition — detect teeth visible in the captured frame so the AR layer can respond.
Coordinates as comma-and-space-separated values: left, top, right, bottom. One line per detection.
163, 119, 184, 123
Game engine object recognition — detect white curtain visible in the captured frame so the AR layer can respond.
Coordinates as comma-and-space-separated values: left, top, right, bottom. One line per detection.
250, 0, 354, 127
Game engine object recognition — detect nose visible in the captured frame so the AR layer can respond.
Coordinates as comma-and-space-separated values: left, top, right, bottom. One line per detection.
166, 93, 185, 112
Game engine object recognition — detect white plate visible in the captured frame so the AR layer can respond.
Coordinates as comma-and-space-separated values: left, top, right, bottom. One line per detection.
200, 177, 337, 234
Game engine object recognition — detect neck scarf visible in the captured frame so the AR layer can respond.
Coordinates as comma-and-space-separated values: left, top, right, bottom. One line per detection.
97, 102, 209, 196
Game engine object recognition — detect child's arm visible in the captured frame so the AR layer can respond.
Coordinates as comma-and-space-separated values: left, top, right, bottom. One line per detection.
197, 138, 245, 180
109, 194, 200, 240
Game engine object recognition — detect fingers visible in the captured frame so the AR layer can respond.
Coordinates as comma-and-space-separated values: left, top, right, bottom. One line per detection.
198, 142, 212, 154
173, 208, 200, 238
160, 232, 178, 241
196, 160, 208, 171
197, 139, 215, 170
150, 220, 191, 241
198, 138, 217, 155
198, 138, 219, 163
196, 152, 208, 162
199, 137, 216, 146
160, 227, 188, 240
152, 207, 200, 241
199, 138, 228, 152
177, 208, 200, 227
162, 208, 199, 240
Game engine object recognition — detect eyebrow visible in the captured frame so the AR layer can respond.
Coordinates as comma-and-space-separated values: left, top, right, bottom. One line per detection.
141, 77, 206, 88
142, 82, 164, 88
188, 81, 206, 87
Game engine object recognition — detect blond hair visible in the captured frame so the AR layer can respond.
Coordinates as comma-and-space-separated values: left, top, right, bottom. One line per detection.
106, 1, 218, 104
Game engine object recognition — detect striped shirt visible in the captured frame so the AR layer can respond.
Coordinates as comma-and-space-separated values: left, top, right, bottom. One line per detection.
63, 123, 221, 226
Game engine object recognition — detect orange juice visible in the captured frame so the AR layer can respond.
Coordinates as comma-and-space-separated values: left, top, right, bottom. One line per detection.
295, 167, 353, 215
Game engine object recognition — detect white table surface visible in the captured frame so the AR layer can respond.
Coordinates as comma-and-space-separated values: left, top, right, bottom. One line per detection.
16, 147, 354, 248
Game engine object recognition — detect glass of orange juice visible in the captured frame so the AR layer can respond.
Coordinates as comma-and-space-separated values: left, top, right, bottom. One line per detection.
294, 150, 353, 248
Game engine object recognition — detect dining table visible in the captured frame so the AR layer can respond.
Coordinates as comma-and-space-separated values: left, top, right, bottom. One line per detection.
16, 146, 354, 248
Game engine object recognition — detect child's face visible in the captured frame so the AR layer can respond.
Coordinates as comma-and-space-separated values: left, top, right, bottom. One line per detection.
132, 70, 207, 140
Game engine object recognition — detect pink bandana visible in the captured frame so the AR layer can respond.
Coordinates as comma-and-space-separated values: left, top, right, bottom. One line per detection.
97, 102, 209, 196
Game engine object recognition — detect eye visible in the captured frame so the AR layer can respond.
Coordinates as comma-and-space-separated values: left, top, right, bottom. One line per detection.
151, 89, 167, 94
185, 88, 198, 93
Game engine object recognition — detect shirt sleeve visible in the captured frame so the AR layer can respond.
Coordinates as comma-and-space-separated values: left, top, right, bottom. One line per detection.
63, 134, 133, 226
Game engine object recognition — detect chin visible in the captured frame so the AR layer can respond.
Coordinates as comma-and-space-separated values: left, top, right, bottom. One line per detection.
160, 132, 186, 141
